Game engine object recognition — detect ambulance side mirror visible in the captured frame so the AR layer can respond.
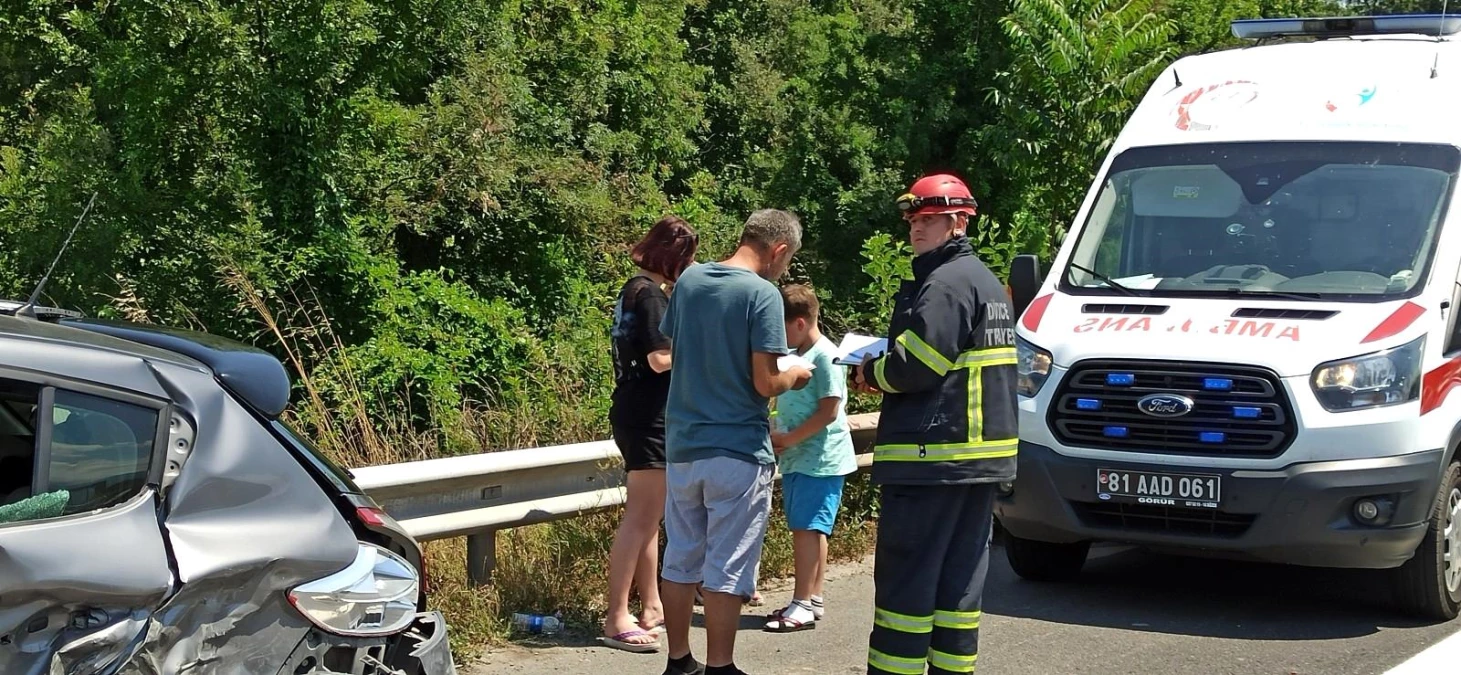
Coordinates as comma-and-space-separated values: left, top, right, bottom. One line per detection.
1010, 254, 1042, 318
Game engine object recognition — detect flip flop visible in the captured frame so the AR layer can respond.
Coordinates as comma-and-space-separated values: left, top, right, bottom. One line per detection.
598, 629, 660, 653
640, 619, 666, 635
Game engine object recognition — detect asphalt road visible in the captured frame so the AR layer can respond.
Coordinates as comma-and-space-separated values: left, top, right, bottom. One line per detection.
465, 540, 1461, 674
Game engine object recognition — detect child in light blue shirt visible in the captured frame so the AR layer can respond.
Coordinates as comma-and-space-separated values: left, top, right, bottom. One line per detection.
766, 284, 857, 632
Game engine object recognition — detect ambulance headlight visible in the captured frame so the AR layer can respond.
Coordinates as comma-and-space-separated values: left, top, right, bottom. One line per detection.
1017, 336, 1053, 398
1310, 335, 1424, 412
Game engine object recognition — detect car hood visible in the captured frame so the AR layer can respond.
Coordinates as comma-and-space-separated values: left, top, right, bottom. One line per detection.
1018, 292, 1430, 378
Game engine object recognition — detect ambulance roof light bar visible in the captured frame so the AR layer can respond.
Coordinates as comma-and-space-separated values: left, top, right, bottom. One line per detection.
1231, 15, 1461, 41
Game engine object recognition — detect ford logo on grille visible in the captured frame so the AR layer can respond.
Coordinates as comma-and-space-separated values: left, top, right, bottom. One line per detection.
1136, 393, 1195, 418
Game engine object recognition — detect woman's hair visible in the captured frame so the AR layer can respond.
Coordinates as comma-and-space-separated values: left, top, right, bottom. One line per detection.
631, 215, 699, 281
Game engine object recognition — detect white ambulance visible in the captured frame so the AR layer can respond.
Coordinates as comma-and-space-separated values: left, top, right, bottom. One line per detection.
1002, 14, 1461, 619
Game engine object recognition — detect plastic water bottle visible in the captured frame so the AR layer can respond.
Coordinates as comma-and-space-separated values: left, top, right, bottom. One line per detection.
512, 611, 563, 635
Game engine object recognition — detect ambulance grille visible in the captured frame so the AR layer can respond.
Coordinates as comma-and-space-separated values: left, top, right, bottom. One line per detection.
1047, 360, 1296, 457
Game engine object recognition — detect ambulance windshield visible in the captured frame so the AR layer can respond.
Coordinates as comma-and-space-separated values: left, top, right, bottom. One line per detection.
1062, 141, 1460, 301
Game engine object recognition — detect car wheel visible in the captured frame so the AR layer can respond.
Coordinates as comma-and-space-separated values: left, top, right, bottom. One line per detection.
1391, 460, 1461, 621
1005, 531, 1090, 582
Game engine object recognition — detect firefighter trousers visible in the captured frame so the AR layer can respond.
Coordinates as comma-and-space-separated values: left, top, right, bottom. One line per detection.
867, 482, 996, 675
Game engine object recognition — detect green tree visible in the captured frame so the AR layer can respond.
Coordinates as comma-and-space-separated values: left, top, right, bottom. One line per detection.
983, 0, 1176, 254
1348, 0, 1455, 13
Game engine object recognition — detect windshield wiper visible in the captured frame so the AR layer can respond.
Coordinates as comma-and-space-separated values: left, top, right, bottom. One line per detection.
1162, 287, 1324, 302
1066, 263, 1140, 297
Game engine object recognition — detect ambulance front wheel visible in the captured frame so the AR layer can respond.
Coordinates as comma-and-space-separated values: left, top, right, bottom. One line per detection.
1389, 459, 1461, 622
1005, 532, 1090, 582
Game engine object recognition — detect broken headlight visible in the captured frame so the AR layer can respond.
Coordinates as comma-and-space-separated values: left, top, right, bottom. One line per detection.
288, 542, 419, 637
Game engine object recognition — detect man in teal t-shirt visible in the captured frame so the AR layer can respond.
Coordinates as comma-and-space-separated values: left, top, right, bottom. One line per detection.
764, 284, 857, 633
656, 209, 812, 675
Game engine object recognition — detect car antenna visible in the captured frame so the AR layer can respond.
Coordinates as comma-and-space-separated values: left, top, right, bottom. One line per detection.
1434, 0, 1450, 79
15, 191, 97, 320
1173, 68, 1182, 89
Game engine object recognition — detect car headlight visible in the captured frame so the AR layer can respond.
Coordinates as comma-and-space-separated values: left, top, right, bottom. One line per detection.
1310, 335, 1424, 412
288, 542, 419, 637
1017, 336, 1053, 398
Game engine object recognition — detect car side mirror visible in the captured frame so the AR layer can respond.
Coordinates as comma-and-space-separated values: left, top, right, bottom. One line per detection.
1009, 254, 1042, 319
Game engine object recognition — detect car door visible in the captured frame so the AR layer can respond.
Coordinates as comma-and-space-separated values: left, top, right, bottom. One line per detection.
0, 369, 175, 675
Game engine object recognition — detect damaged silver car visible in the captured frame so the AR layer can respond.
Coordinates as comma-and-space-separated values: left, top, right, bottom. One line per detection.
0, 301, 457, 675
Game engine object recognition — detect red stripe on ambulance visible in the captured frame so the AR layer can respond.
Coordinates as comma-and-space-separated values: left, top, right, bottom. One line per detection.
1361, 301, 1425, 344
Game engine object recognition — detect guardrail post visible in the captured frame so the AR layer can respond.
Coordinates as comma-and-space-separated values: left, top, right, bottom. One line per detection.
467, 529, 498, 587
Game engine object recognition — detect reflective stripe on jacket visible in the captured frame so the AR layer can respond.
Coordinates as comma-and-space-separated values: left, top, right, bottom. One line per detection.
866, 236, 1019, 485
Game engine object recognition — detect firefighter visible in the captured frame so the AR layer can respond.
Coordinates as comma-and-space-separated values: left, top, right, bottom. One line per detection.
851, 173, 1019, 675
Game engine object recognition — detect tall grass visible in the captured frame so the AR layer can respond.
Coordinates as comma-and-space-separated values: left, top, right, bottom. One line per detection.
217, 261, 881, 663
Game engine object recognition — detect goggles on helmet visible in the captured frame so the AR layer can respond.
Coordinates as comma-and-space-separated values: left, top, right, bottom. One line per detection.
895, 193, 979, 213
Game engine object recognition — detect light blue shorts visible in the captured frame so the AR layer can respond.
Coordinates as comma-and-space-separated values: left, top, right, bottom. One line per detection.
662, 456, 775, 599
783, 472, 846, 536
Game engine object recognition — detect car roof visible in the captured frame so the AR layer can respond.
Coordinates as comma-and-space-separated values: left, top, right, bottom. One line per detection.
1113, 34, 1461, 154
0, 315, 205, 367
0, 314, 293, 418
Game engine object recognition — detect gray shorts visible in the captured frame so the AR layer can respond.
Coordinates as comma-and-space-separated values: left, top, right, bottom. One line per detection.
661, 455, 774, 599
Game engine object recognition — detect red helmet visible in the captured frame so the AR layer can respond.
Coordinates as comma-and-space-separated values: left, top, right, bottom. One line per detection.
896, 173, 979, 217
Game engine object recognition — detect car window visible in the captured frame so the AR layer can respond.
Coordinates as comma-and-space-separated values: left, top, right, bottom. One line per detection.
0, 383, 41, 514
48, 390, 159, 514
0, 381, 161, 524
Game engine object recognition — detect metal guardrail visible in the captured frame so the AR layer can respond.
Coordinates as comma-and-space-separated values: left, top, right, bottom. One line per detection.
350, 413, 881, 585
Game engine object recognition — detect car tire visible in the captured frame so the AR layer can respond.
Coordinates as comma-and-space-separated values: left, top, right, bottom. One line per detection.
1005, 532, 1090, 582
1391, 459, 1461, 621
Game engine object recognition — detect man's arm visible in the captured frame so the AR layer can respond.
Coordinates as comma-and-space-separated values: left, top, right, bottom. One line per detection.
752, 352, 811, 398
748, 283, 806, 397
867, 281, 971, 394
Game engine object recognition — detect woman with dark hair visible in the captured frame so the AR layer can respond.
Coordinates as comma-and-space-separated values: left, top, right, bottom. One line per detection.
600, 215, 698, 653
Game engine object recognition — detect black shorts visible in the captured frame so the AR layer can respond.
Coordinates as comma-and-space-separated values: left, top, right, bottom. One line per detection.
613, 424, 667, 471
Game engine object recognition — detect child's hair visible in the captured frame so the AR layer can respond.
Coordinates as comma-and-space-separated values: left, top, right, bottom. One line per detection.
781, 284, 819, 322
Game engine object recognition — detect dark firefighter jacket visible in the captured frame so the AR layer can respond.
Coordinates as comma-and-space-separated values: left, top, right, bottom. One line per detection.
866, 236, 1019, 485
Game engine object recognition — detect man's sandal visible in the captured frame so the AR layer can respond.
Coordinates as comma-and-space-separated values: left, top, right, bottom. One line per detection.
598, 629, 660, 653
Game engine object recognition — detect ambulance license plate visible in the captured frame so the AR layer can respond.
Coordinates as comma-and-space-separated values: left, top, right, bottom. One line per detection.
1096, 468, 1222, 509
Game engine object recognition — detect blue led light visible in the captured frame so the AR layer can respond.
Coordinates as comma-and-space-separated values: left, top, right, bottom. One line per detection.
1233, 406, 1262, 419
1199, 431, 1226, 444
1104, 426, 1129, 438
1203, 378, 1233, 391
1106, 373, 1135, 386
1076, 398, 1102, 411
